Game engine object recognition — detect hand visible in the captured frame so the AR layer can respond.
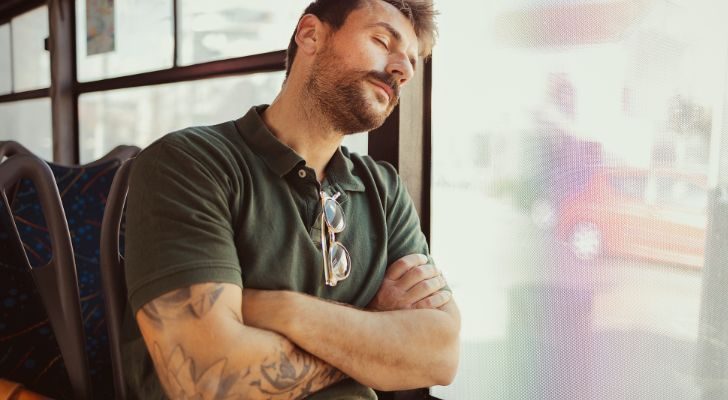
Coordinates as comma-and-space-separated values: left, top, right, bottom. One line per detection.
367, 254, 451, 311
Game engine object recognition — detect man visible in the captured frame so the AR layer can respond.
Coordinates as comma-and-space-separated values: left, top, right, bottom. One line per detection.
122, 0, 460, 398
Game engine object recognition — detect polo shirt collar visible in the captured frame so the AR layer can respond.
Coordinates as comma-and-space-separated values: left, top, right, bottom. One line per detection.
327, 147, 365, 192
234, 105, 365, 193
235, 105, 303, 177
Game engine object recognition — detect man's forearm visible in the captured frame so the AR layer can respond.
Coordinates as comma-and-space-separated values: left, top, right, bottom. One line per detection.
137, 283, 347, 400
244, 290, 461, 391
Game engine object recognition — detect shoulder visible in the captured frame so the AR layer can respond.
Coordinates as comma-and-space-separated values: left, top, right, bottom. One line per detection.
131, 122, 248, 183
140, 122, 242, 164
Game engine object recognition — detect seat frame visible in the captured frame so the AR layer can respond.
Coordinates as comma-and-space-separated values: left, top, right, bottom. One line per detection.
100, 159, 134, 400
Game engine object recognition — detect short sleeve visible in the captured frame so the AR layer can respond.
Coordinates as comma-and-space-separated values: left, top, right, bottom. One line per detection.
125, 140, 242, 314
382, 166, 452, 293
384, 171, 430, 263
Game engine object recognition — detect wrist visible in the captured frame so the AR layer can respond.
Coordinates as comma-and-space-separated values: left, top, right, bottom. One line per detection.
260, 290, 301, 337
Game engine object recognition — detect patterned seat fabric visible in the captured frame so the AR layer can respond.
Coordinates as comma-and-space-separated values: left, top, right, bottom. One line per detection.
0, 196, 73, 400
0, 161, 122, 399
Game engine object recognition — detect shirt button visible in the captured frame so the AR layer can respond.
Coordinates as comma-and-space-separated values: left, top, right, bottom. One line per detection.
298, 169, 307, 178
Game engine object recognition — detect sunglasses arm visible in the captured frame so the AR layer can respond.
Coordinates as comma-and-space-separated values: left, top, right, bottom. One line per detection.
321, 206, 335, 286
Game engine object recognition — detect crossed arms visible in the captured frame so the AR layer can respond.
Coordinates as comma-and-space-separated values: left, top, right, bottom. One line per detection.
136, 254, 461, 399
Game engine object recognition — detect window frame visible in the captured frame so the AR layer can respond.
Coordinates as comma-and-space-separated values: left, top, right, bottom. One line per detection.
0, 0, 50, 101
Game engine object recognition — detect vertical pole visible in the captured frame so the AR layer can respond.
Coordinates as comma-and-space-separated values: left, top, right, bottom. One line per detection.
9, 21, 15, 93
172, 0, 179, 67
49, 0, 78, 164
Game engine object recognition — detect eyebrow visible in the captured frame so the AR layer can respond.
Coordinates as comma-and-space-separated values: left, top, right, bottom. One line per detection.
367, 22, 418, 69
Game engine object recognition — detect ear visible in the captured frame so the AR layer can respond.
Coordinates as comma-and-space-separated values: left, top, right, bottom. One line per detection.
295, 14, 326, 56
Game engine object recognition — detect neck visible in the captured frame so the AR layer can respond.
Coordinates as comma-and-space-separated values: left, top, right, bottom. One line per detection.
262, 79, 343, 183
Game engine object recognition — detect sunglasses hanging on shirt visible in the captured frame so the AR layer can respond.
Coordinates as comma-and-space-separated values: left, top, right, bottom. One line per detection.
320, 191, 351, 286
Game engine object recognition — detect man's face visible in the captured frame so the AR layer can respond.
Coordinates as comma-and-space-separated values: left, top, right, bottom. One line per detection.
306, 0, 419, 134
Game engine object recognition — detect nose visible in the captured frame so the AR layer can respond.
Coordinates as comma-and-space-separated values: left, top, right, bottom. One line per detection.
386, 53, 415, 87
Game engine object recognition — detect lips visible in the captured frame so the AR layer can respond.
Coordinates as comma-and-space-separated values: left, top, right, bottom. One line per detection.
369, 79, 394, 102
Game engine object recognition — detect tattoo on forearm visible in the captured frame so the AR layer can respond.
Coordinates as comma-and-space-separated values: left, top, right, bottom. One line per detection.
261, 352, 311, 390
142, 284, 225, 328
150, 342, 346, 400
152, 342, 249, 400
141, 301, 164, 326
255, 350, 346, 398
142, 284, 346, 397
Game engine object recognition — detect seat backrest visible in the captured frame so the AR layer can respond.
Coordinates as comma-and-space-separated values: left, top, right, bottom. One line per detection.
0, 141, 33, 161
100, 158, 134, 400
44, 160, 125, 399
0, 141, 33, 204
1, 141, 137, 168
0, 154, 92, 400
45, 149, 140, 399
0, 143, 139, 399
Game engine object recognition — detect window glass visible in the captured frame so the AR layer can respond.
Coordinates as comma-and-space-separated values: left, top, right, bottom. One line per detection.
79, 72, 284, 162
672, 182, 708, 209
608, 173, 647, 198
80, 71, 369, 162
75, 0, 174, 82
0, 98, 52, 160
12, 7, 50, 91
430, 0, 727, 398
0, 24, 11, 95
177, 0, 310, 65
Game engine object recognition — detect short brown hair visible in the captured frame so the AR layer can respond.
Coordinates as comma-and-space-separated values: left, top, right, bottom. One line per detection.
285, 0, 437, 77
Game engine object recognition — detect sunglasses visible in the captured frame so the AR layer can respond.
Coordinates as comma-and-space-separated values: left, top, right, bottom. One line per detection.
320, 191, 351, 286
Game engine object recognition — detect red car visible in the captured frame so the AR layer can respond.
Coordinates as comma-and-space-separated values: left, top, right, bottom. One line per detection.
555, 167, 708, 268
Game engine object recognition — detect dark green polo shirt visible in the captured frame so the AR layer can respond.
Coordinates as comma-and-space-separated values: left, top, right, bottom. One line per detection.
122, 105, 434, 399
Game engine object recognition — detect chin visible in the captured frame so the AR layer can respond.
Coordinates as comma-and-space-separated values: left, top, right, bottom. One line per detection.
368, 95, 393, 116
364, 111, 390, 131
336, 91, 394, 133
369, 104, 389, 120
367, 100, 391, 119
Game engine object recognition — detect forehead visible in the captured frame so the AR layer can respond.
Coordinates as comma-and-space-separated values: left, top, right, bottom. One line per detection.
341, 0, 419, 51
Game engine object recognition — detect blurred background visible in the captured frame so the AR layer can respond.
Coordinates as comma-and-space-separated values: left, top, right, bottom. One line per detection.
2, 0, 728, 399
430, 1, 728, 399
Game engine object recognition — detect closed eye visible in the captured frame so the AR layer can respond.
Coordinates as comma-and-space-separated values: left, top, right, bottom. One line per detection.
374, 37, 389, 50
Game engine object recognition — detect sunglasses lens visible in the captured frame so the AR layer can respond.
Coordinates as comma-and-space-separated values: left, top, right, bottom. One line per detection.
329, 242, 351, 279
324, 198, 345, 232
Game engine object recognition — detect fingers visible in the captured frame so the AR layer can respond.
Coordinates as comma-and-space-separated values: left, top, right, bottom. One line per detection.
397, 263, 440, 291
385, 254, 429, 280
414, 290, 452, 309
406, 273, 446, 302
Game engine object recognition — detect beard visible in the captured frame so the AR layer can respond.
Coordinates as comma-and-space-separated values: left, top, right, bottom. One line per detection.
305, 46, 400, 134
